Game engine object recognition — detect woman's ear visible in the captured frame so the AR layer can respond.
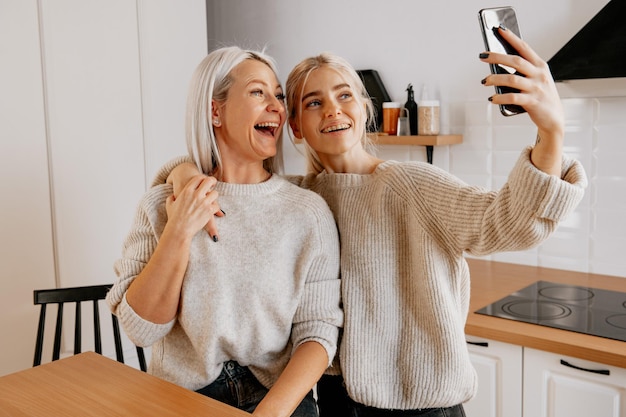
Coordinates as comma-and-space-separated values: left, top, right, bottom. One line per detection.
289, 119, 303, 139
211, 99, 221, 125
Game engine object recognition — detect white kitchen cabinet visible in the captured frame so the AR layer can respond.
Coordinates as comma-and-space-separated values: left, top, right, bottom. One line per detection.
465, 337, 523, 417
466, 338, 626, 417
523, 347, 626, 417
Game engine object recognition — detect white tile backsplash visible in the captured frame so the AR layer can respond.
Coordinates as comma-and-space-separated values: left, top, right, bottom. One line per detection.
463, 101, 492, 127
594, 178, 626, 208
492, 151, 521, 177
596, 97, 626, 125
492, 125, 536, 151
450, 149, 492, 177
594, 208, 626, 238
590, 238, 626, 284
460, 125, 492, 150
595, 124, 626, 151
563, 98, 594, 126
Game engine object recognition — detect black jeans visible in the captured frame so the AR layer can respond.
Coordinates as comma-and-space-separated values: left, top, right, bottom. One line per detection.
317, 374, 466, 417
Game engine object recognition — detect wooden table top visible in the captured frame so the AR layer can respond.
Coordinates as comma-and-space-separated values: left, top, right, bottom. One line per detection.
465, 258, 626, 368
0, 352, 251, 417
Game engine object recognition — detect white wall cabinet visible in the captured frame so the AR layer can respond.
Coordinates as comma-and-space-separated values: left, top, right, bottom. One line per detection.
465, 337, 523, 417
0, 0, 207, 376
523, 348, 626, 417
466, 338, 626, 417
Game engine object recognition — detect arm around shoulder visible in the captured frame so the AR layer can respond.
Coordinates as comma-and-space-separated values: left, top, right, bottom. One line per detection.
150, 155, 194, 187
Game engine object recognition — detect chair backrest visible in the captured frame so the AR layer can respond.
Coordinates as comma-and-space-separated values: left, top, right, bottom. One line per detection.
33, 284, 146, 372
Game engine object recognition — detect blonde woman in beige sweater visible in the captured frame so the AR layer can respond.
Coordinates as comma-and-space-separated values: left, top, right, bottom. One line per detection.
160, 28, 586, 417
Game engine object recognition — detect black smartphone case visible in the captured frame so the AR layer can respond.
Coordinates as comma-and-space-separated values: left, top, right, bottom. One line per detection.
478, 7, 526, 116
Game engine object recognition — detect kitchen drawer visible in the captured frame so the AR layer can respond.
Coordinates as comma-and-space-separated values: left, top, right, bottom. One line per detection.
523, 348, 626, 417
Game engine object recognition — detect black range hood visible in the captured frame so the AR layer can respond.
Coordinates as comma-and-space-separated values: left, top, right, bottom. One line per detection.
548, 0, 626, 81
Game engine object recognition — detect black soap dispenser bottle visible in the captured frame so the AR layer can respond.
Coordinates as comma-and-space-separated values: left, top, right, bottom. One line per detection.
404, 84, 418, 135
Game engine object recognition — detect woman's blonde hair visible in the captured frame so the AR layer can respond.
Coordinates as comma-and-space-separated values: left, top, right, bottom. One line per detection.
286, 52, 376, 174
186, 46, 284, 177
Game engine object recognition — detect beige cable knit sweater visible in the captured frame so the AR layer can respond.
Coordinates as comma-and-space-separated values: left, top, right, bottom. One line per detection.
294, 147, 586, 409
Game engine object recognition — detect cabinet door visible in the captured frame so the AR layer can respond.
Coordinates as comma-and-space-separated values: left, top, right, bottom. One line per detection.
524, 348, 626, 417
0, 0, 57, 376
465, 337, 523, 417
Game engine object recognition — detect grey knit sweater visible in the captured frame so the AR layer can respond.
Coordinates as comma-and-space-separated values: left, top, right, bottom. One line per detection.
106, 175, 343, 392
150, 147, 586, 409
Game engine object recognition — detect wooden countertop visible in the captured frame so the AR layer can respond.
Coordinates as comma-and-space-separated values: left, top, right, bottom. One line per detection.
0, 352, 251, 417
465, 258, 626, 369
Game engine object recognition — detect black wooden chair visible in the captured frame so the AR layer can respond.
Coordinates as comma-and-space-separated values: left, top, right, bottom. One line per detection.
33, 283, 147, 372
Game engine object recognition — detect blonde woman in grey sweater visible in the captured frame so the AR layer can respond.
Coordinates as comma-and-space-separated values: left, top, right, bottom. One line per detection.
107, 47, 342, 417
161, 28, 586, 417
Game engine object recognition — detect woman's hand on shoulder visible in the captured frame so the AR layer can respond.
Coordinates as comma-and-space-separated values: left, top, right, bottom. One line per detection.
166, 162, 224, 241
165, 174, 223, 242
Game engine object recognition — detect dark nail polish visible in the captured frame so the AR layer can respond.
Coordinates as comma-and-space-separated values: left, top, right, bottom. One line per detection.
488, 96, 493, 102
479, 52, 489, 59
220, 209, 226, 215
481, 78, 487, 85
212, 235, 219, 242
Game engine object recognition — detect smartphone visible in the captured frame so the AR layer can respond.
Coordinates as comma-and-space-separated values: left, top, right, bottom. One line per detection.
478, 6, 526, 116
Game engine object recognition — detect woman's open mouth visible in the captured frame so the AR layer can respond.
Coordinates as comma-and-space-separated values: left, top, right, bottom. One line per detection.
255, 122, 280, 137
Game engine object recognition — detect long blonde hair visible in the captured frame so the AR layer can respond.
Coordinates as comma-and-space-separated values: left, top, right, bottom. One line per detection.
186, 46, 284, 177
286, 52, 376, 174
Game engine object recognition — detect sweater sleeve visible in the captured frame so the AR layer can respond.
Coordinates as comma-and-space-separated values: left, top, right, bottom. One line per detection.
469, 147, 586, 255
399, 147, 587, 257
106, 185, 176, 347
507, 147, 587, 221
289, 196, 343, 366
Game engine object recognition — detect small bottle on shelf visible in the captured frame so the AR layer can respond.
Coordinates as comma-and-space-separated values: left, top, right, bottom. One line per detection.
404, 84, 418, 135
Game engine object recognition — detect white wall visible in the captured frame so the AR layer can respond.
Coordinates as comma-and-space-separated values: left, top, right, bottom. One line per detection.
0, 0, 207, 376
206, 0, 626, 277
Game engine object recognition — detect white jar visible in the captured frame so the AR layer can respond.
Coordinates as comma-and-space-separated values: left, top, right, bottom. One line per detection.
418, 99, 440, 136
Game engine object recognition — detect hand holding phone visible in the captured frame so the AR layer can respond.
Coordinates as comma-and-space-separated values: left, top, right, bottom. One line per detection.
478, 6, 526, 116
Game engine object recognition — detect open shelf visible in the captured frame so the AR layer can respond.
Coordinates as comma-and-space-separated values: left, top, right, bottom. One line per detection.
369, 134, 463, 146
293, 134, 463, 164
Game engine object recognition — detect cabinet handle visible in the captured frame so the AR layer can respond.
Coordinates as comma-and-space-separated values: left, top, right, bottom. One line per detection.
466, 341, 489, 347
560, 359, 610, 376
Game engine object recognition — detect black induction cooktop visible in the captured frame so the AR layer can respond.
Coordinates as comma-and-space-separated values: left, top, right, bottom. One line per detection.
476, 281, 626, 343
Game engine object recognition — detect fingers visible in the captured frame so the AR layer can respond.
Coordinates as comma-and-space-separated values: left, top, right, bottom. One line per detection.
181, 174, 217, 197
479, 27, 544, 79
496, 26, 542, 66
165, 174, 222, 239
175, 176, 224, 242
204, 217, 219, 242
479, 28, 564, 137
203, 202, 224, 242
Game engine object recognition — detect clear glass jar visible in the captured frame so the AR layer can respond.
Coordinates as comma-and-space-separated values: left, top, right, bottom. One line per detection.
418, 100, 440, 135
